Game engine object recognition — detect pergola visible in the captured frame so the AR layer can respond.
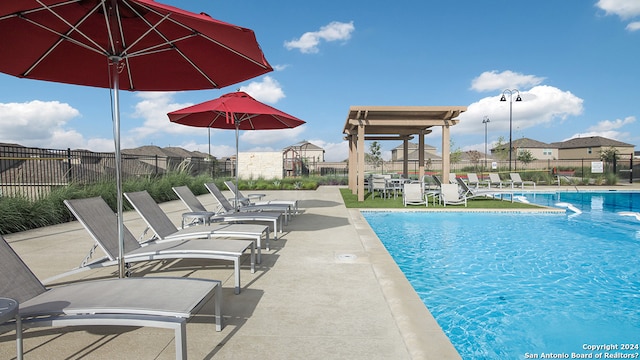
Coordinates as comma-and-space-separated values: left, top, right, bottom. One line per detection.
343, 105, 467, 201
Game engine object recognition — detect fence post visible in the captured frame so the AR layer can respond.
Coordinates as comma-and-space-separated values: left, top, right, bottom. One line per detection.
630, 156, 633, 184
66, 148, 72, 183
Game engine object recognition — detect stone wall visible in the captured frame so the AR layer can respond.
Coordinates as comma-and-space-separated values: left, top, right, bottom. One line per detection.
237, 151, 283, 179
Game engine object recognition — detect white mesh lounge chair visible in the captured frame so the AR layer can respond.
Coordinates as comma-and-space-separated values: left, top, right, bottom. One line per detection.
466, 173, 488, 189
224, 180, 299, 215
439, 183, 467, 207
456, 178, 514, 202
123, 191, 270, 260
59, 197, 255, 294
509, 173, 536, 189
488, 173, 506, 189
403, 183, 427, 207
204, 183, 286, 236
0, 235, 222, 359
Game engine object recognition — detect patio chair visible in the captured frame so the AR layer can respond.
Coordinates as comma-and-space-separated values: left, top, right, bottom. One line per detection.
58, 197, 255, 294
439, 183, 467, 207
449, 173, 458, 184
403, 183, 427, 207
509, 173, 536, 189
224, 180, 299, 215
204, 183, 286, 238
488, 173, 506, 189
0, 235, 222, 359
123, 191, 270, 259
370, 176, 388, 199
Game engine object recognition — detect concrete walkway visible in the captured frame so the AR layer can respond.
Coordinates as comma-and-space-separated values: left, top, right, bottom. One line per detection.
0, 186, 460, 360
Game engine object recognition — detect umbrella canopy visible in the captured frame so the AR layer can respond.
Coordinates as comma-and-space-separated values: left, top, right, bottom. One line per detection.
0, 0, 272, 90
168, 91, 306, 209
0, 1, 272, 278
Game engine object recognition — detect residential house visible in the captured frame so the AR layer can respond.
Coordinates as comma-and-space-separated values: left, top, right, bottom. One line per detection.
552, 136, 635, 160
491, 138, 557, 160
391, 142, 440, 161
283, 141, 325, 164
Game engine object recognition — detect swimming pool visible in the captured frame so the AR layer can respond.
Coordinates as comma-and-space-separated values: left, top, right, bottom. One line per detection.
363, 192, 640, 360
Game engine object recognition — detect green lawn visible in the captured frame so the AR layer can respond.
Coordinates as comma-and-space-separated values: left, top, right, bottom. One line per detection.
339, 188, 543, 209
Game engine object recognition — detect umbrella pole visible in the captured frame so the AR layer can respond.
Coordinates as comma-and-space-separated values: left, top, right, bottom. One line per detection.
110, 57, 126, 279
235, 116, 239, 212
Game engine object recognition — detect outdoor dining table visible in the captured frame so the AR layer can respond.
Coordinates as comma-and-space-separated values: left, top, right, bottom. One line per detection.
0, 297, 22, 360
386, 178, 410, 198
181, 211, 216, 228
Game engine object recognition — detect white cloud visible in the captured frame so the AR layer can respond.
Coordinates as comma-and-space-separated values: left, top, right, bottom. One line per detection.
239, 76, 285, 104
0, 100, 86, 148
284, 21, 355, 54
470, 70, 545, 92
129, 91, 199, 138
567, 116, 637, 141
307, 138, 349, 162
240, 126, 306, 145
626, 21, 640, 31
596, 0, 640, 18
456, 85, 584, 135
596, 0, 640, 31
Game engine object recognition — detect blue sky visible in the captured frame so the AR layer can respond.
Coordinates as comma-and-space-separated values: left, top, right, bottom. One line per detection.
1, 0, 639, 161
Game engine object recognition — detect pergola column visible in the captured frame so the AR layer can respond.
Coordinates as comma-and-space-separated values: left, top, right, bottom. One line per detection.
418, 131, 425, 180
442, 124, 451, 183
348, 135, 356, 193
357, 124, 365, 201
402, 137, 409, 178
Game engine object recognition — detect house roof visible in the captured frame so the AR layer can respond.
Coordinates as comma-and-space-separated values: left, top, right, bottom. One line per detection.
491, 137, 553, 151
552, 136, 635, 149
391, 142, 437, 151
122, 145, 203, 158
283, 141, 324, 152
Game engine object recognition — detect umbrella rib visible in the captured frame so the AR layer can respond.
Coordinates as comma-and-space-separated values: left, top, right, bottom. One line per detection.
20, 1, 108, 77
116, 1, 219, 88
199, 32, 272, 70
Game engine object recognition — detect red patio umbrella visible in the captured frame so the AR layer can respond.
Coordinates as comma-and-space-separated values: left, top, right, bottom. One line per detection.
0, 0, 272, 278
167, 91, 306, 209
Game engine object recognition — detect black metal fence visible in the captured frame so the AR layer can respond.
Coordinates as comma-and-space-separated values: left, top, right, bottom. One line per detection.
0, 145, 233, 200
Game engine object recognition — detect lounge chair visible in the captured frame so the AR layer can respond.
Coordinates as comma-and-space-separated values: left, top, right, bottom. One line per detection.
439, 183, 467, 207
172, 185, 221, 226
403, 183, 427, 207
466, 173, 488, 189
204, 183, 286, 237
224, 180, 299, 215
449, 173, 458, 184
456, 178, 514, 202
0, 235, 222, 359
59, 197, 255, 294
123, 191, 270, 259
219, 182, 292, 224
488, 173, 506, 189
509, 173, 536, 189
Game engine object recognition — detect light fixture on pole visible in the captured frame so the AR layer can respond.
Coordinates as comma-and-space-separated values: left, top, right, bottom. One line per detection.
482, 116, 490, 170
500, 89, 522, 171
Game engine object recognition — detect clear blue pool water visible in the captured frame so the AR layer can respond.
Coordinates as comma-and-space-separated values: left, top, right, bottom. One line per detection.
362, 192, 640, 360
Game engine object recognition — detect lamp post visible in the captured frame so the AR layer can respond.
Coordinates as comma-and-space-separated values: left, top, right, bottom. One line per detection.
500, 89, 522, 171
482, 116, 490, 170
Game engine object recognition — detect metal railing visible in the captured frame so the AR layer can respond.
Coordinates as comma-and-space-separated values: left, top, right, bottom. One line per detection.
0, 145, 233, 200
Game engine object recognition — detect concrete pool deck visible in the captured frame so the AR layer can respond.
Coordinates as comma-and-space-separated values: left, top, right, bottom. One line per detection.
1, 183, 639, 359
